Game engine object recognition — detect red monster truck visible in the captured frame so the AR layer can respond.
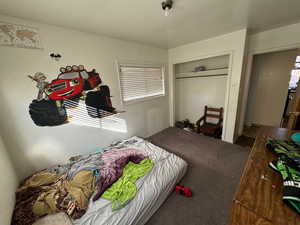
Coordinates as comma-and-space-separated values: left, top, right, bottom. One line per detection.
45, 65, 101, 101
28, 65, 115, 126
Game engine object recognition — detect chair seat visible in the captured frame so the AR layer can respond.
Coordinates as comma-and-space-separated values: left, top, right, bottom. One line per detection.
199, 122, 220, 134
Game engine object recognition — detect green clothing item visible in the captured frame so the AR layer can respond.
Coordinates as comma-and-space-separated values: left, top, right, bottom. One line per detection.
266, 138, 300, 155
266, 138, 300, 173
269, 160, 300, 214
267, 138, 300, 214
102, 159, 153, 210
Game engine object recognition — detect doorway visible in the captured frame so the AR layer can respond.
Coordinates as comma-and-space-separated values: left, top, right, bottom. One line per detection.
242, 49, 298, 138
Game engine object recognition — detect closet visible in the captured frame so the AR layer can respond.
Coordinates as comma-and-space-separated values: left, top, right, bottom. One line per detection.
175, 55, 229, 126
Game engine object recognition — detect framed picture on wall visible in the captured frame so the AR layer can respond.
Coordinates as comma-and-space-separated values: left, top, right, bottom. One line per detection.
0, 21, 42, 49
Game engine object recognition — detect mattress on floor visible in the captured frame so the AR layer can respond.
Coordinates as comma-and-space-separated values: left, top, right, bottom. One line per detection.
73, 136, 188, 225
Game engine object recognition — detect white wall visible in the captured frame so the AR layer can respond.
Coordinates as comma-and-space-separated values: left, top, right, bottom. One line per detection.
175, 76, 227, 122
245, 49, 297, 127
0, 134, 18, 225
238, 22, 300, 134
169, 29, 247, 143
248, 23, 300, 54
0, 14, 169, 180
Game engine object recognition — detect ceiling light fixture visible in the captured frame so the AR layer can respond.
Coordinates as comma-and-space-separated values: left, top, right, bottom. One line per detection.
162, 0, 173, 17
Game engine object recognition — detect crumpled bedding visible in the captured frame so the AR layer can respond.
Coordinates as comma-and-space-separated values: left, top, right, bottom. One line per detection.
48, 153, 104, 180
33, 212, 73, 225
11, 148, 148, 225
93, 148, 147, 201
12, 170, 95, 225
73, 136, 188, 225
102, 158, 153, 210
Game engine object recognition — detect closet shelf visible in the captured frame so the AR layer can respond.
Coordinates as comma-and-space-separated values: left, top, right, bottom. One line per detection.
175, 68, 228, 79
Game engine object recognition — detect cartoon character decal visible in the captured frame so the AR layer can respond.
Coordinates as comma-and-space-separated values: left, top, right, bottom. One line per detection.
28, 65, 116, 127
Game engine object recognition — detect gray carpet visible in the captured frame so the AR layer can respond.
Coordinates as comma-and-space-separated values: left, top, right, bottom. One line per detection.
145, 127, 249, 225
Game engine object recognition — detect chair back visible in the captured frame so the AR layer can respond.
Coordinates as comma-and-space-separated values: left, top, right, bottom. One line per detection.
203, 106, 223, 124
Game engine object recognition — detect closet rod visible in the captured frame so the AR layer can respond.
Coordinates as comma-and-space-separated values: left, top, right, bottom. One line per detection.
199, 67, 228, 71
176, 74, 228, 79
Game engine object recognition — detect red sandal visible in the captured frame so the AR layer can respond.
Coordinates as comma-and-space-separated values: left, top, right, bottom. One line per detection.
175, 185, 192, 197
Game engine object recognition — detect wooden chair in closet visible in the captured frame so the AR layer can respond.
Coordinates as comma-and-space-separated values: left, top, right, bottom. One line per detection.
196, 106, 223, 137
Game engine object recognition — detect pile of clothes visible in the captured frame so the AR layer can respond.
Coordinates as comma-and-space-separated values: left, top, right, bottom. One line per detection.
12, 148, 153, 225
266, 138, 300, 214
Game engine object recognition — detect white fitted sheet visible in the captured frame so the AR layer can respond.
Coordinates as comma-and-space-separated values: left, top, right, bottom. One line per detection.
73, 136, 188, 225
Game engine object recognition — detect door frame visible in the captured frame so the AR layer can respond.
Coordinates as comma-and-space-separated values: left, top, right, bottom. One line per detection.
238, 44, 300, 135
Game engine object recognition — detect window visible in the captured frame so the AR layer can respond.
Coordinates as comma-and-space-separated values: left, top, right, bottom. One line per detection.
289, 69, 300, 89
289, 56, 300, 89
296, 56, 300, 69
118, 63, 165, 103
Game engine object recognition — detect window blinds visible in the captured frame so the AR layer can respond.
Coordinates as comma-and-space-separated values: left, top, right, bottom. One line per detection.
119, 65, 165, 103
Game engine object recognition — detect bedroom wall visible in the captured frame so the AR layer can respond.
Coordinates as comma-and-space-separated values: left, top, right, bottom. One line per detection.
238, 22, 300, 134
0, 134, 18, 225
168, 29, 247, 143
0, 14, 169, 180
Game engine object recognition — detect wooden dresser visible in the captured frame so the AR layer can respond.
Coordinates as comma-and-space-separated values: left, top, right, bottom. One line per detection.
229, 126, 300, 225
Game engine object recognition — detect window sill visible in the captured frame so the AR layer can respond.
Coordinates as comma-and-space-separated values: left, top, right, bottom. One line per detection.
123, 94, 166, 105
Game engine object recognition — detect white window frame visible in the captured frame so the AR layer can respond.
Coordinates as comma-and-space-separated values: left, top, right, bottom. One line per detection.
117, 61, 166, 105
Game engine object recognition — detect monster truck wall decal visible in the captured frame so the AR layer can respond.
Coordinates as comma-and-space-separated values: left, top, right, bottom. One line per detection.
28, 65, 118, 127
